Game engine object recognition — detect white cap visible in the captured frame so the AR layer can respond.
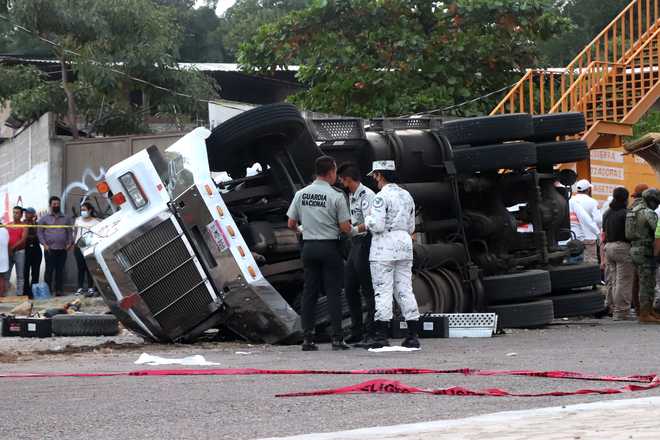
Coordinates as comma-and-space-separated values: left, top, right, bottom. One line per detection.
367, 160, 396, 176
575, 179, 592, 192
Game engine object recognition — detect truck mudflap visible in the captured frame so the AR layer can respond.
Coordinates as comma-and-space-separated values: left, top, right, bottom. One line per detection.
221, 278, 302, 344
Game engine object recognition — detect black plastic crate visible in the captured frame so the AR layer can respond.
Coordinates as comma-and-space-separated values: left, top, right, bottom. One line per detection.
1, 316, 23, 337
390, 315, 449, 339
20, 318, 52, 338
1, 317, 52, 338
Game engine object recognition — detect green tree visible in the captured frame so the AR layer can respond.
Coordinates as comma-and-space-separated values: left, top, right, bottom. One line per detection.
239, 0, 570, 117
0, 0, 218, 137
540, 0, 630, 66
221, 0, 310, 60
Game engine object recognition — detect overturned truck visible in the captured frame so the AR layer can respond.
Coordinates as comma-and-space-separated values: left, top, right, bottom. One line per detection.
82, 104, 603, 343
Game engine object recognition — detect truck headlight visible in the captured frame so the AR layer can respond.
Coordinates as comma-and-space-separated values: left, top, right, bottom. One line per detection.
119, 172, 148, 209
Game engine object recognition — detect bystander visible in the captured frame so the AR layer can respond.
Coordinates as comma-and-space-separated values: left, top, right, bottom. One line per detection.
73, 202, 100, 296
37, 196, 73, 296
6, 206, 26, 296
602, 187, 634, 320
22, 207, 41, 298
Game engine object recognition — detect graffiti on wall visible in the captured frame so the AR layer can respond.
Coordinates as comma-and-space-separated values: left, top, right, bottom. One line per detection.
61, 167, 106, 205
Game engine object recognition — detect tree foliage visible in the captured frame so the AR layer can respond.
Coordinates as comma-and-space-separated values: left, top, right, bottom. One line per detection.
220, 0, 310, 60
539, 0, 630, 66
0, 0, 218, 136
239, 0, 570, 117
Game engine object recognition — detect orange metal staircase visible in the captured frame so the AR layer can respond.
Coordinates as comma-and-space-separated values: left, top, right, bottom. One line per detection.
491, 0, 660, 154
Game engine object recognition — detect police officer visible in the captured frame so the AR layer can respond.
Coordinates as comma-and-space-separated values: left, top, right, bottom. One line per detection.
626, 188, 660, 324
364, 160, 421, 349
337, 162, 376, 346
287, 156, 352, 351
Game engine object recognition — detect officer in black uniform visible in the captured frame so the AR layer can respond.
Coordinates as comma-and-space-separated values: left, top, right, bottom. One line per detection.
287, 156, 352, 351
337, 162, 376, 346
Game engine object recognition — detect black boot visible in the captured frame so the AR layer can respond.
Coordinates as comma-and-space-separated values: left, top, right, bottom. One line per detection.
302, 333, 318, 351
366, 321, 390, 349
345, 333, 363, 344
401, 320, 420, 348
332, 336, 351, 350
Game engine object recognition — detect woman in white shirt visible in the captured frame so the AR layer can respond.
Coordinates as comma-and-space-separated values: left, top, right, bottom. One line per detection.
74, 202, 101, 296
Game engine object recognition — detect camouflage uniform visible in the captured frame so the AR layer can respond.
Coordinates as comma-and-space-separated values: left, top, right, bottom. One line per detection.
626, 190, 660, 311
365, 183, 420, 322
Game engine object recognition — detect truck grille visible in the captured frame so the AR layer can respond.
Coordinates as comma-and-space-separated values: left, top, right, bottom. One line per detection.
115, 219, 214, 339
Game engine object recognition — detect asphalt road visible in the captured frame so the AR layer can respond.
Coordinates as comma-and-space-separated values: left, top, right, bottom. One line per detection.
1, 318, 660, 440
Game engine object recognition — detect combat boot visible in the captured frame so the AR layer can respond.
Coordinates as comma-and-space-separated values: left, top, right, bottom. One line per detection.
365, 321, 390, 349
332, 337, 351, 351
401, 320, 421, 349
301, 333, 319, 351
638, 306, 660, 324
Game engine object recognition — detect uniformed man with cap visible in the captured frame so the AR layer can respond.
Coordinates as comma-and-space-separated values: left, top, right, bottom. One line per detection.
364, 160, 421, 349
337, 162, 376, 347
287, 156, 352, 351
626, 188, 660, 323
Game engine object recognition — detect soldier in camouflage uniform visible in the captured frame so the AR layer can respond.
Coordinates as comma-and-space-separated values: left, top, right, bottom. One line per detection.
625, 188, 660, 323
364, 160, 421, 349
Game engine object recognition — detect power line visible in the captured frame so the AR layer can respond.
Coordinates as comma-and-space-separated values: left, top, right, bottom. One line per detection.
406, 83, 517, 117
0, 13, 247, 109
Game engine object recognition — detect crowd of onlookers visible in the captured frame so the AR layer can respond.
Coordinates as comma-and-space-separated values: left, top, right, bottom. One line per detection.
0, 196, 100, 298
570, 180, 660, 322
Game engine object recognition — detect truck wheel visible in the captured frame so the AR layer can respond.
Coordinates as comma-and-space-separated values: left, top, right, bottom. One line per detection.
488, 299, 554, 329
483, 270, 552, 304
548, 264, 601, 292
52, 314, 120, 337
453, 142, 537, 173
535, 140, 589, 167
528, 112, 586, 142
206, 103, 309, 175
444, 113, 533, 146
546, 291, 606, 318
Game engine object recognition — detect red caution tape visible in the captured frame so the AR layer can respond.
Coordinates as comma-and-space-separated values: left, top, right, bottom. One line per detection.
1, 367, 658, 398
276, 376, 660, 398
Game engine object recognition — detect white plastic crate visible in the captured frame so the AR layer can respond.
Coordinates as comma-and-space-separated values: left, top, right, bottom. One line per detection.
431, 313, 498, 338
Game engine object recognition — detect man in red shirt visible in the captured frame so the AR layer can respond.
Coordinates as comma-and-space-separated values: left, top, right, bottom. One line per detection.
7, 206, 26, 296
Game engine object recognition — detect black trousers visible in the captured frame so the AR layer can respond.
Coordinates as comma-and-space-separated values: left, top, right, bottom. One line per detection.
45, 249, 67, 294
301, 240, 344, 338
23, 244, 42, 297
345, 234, 375, 336
74, 246, 93, 289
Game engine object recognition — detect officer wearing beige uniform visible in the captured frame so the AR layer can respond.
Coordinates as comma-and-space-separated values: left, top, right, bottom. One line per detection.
287, 156, 352, 351
364, 160, 421, 349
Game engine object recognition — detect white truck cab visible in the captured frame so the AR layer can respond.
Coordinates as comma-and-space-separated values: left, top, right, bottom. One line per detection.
81, 128, 301, 343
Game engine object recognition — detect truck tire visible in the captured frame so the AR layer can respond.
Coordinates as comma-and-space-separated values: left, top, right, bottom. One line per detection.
546, 291, 606, 318
206, 103, 309, 175
444, 114, 533, 146
535, 140, 589, 167
52, 314, 120, 337
528, 113, 586, 142
453, 142, 537, 173
548, 264, 601, 292
483, 270, 552, 304
488, 299, 555, 329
